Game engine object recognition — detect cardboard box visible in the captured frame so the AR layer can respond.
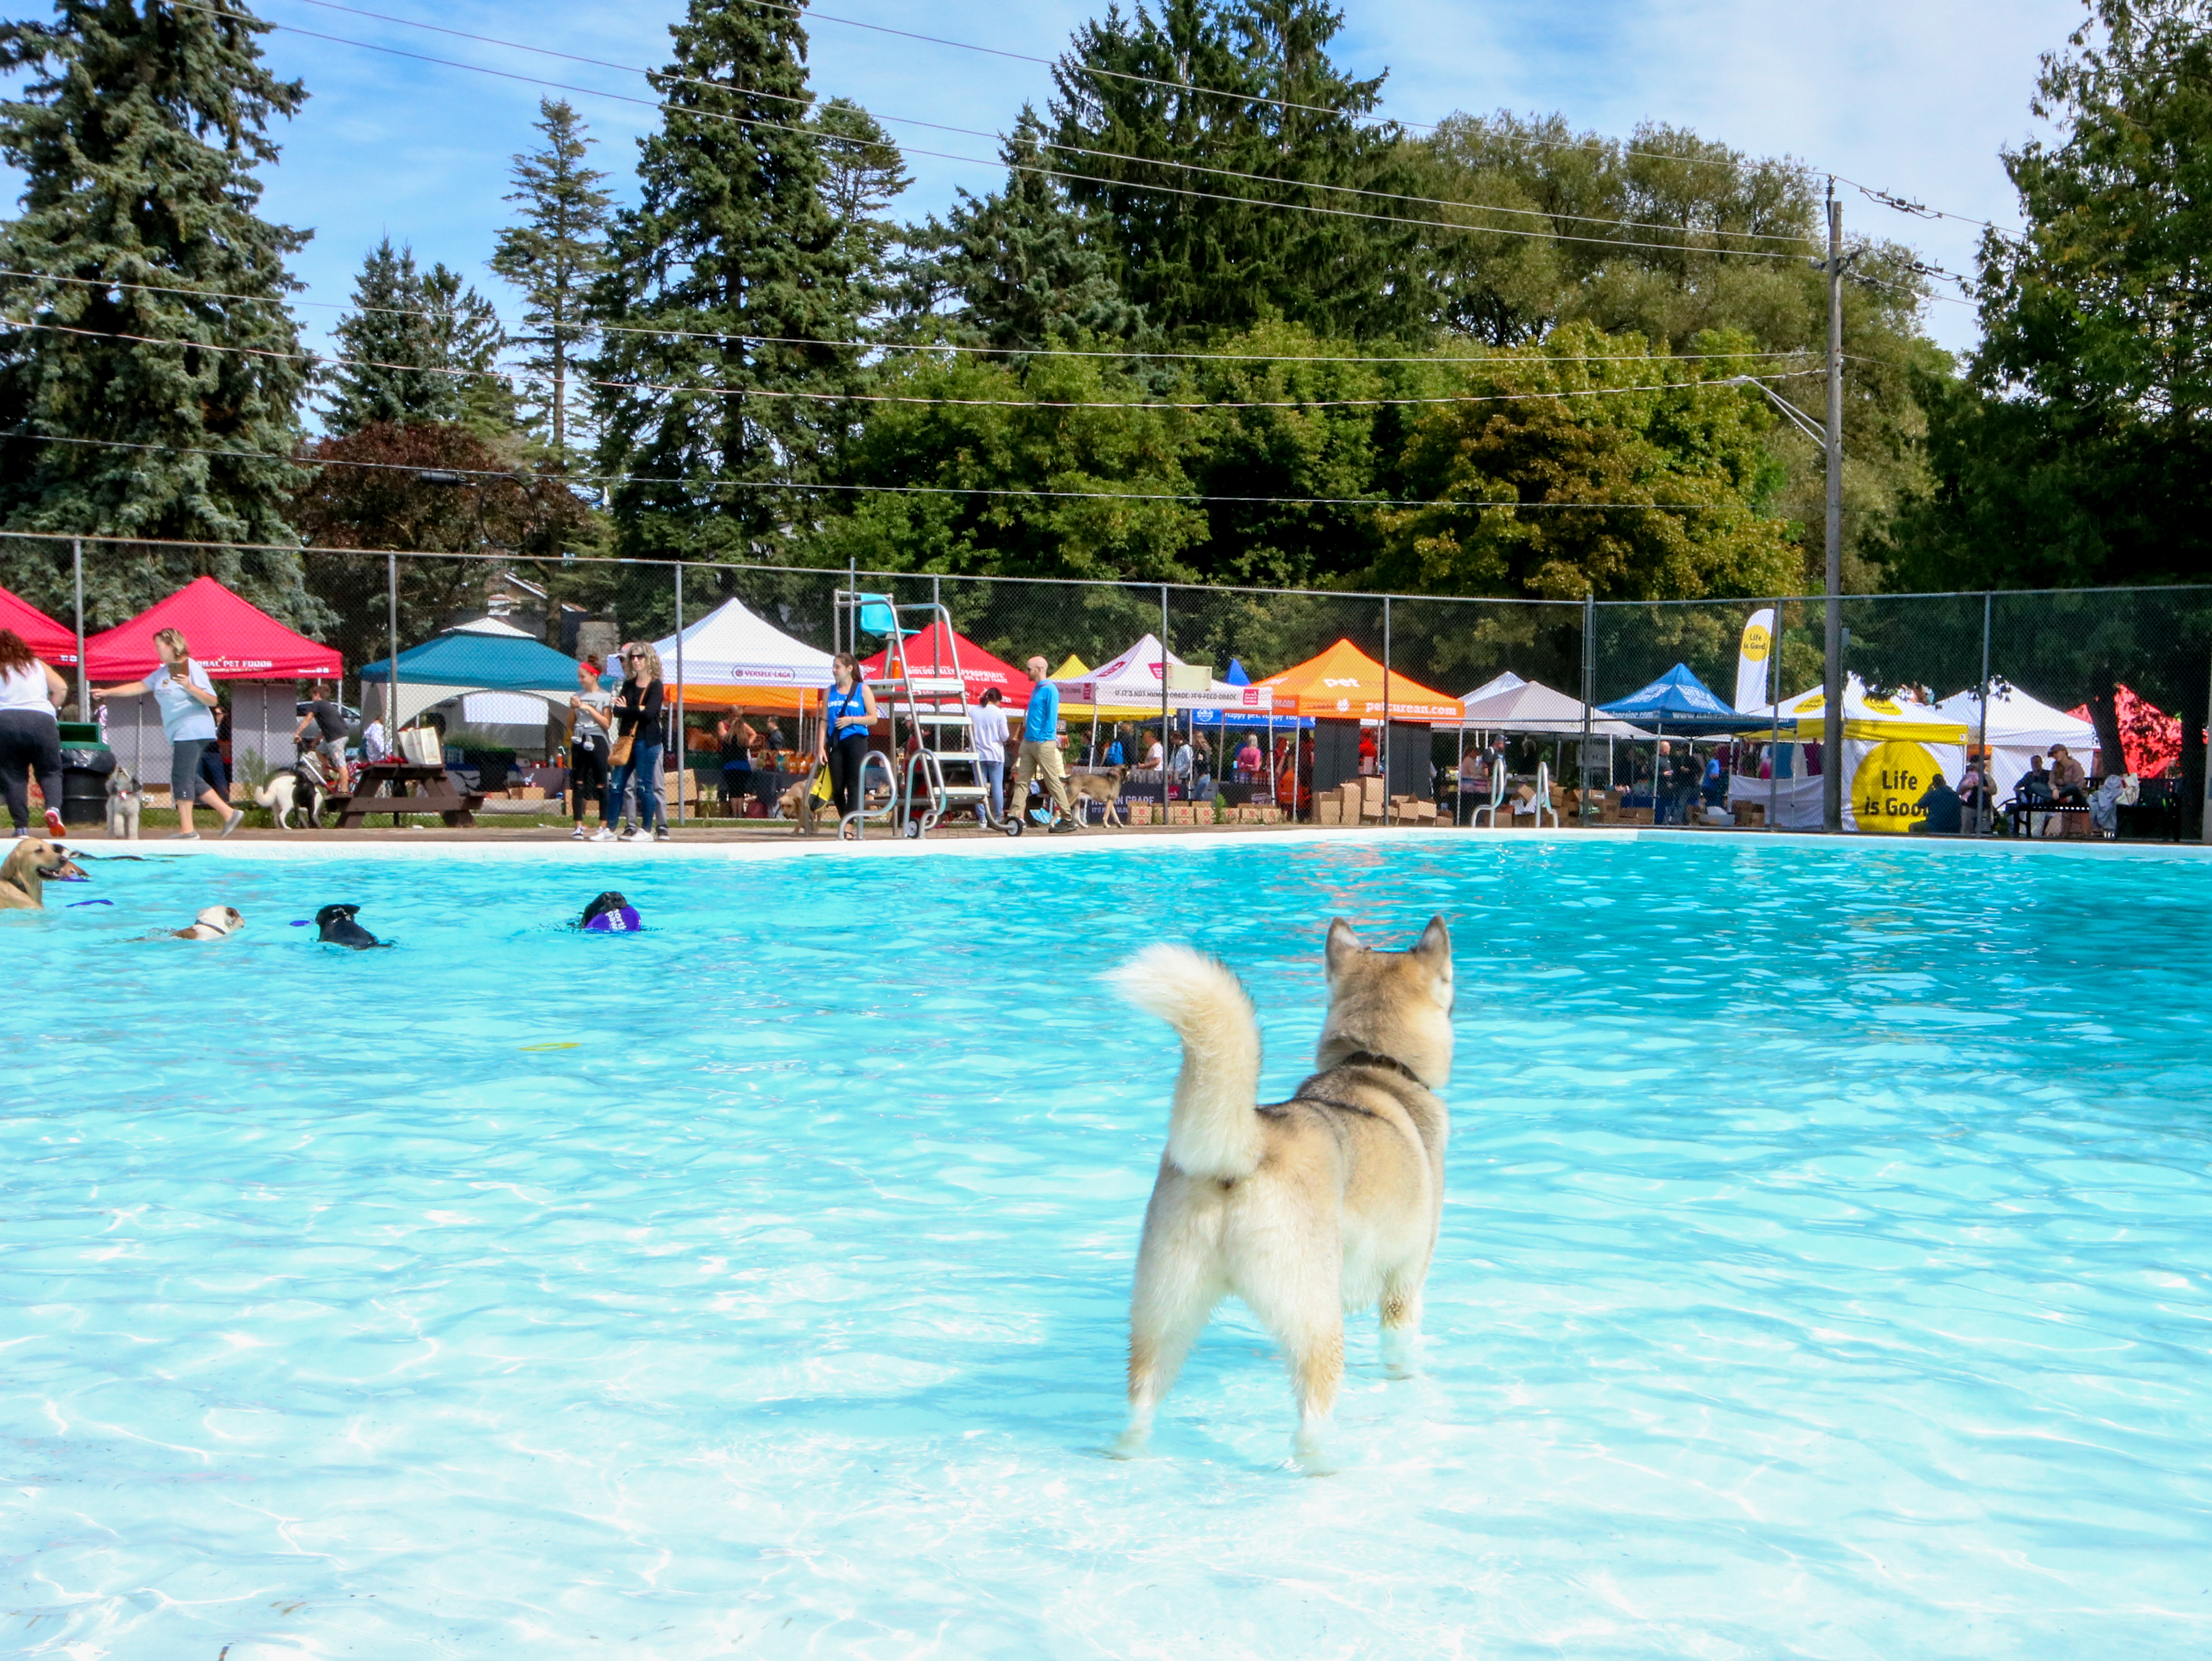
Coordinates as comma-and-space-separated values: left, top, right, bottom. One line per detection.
1361, 777, 1385, 813
519, 786, 546, 801
1127, 802, 1154, 826
1317, 798, 1342, 826
1413, 801, 1437, 823
1167, 803, 1194, 825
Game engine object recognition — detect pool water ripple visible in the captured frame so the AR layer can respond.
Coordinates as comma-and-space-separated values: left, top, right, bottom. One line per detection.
3, 838, 2210, 1659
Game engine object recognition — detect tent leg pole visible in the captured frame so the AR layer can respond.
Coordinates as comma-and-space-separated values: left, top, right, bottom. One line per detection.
673, 562, 686, 829
387, 553, 400, 756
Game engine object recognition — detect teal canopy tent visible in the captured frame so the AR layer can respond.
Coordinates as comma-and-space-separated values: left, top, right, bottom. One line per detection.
358, 620, 604, 727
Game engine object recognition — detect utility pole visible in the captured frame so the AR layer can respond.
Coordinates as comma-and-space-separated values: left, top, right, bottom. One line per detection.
1822, 180, 1846, 834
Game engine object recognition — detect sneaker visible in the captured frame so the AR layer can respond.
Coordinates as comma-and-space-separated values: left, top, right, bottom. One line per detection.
589, 825, 616, 843
166, 831, 201, 840
219, 809, 245, 839
625, 827, 654, 844
1049, 818, 1077, 835
571, 824, 587, 840
653, 826, 670, 842
43, 807, 66, 838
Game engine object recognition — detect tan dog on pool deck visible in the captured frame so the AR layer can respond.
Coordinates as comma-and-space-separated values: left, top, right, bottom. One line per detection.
1107, 916, 1453, 1467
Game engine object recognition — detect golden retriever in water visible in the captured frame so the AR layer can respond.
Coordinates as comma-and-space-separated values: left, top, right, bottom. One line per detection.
1106, 916, 1453, 1464
0, 837, 88, 910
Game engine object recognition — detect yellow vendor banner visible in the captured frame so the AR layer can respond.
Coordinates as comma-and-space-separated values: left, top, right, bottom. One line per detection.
1770, 675, 1968, 834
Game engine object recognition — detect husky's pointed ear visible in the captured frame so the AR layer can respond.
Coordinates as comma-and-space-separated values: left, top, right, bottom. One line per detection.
1412, 915, 1452, 968
1325, 916, 1363, 976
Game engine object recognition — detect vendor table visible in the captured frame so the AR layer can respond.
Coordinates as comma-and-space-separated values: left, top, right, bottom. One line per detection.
329, 761, 486, 828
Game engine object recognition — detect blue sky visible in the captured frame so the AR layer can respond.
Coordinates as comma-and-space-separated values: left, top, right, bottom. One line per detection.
26, 0, 2091, 366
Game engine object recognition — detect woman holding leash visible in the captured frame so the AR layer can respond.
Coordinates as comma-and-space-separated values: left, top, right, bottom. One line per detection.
596, 642, 667, 843
820, 652, 878, 833
92, 627, 244, 838
0, 628, 68, 839
568, 655, 614, 841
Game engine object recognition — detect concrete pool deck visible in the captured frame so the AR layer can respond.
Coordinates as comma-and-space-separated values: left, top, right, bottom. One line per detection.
52, 819, 2212, 864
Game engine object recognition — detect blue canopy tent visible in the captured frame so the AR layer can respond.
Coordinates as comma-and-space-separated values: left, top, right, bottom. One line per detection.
359, 620, 604, 730
1598, 663, 1753, 731
1597, 663, 1757, 819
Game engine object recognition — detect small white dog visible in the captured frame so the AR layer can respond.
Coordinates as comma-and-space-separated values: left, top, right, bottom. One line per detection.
254, 758, 334, 829
170, 905, 244, 941
105, 764, 143, 840
1107, 917, 1455, 1465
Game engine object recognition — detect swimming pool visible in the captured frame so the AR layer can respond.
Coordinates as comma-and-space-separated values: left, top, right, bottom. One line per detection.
6, 836, 2210, 1659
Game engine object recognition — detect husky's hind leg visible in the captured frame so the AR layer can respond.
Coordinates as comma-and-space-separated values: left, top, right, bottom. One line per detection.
1240, 1258, 1345, 1467
1117, 1232, 1221, 1456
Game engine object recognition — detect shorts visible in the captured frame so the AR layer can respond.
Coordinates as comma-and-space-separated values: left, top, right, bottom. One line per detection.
171, 738, 215, 801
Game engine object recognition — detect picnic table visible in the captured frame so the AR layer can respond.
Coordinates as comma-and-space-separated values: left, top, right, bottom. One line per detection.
329, 761, 486, 828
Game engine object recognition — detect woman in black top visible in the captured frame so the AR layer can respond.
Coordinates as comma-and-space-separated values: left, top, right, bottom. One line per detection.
602, 641, 667, 843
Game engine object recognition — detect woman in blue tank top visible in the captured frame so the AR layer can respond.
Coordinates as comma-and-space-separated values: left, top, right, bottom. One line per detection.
821, 652, 879, 830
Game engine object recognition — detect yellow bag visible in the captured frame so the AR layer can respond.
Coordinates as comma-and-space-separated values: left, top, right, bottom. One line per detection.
808, 763, 834, 805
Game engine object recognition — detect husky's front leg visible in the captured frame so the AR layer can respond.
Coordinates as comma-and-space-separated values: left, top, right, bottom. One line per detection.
1378, 1275, 1424, 1379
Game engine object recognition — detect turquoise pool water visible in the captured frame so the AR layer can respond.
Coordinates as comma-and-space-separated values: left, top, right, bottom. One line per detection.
5, 838, 2210, 1659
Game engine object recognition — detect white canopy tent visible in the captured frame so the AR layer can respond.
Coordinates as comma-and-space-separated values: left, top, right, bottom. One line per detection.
1057, 633, 1275, 715
1932, 683, 2097, 801
1448, 677, 1650, 738
652, 596, 836, 698
1728, 675, 1968, 832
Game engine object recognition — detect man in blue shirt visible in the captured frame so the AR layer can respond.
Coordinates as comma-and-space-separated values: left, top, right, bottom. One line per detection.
1015, 656, 1078, 832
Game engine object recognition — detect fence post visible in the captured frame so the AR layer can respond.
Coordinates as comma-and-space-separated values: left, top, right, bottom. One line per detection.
386, 553, 400, 753
1580, 592, 1594, 823
674, 561, 686, 828
1382, 594, 1393, 826
1975, 591, 1992, 837
1768, 594, 1783, 834
1160, 583, 1170, 809
71, 536, 86, 714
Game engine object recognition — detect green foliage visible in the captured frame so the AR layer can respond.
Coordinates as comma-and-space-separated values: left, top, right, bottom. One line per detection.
323, 239, 512, 438
805, 347, 1205, 581
490, 99, 614, 470
1374, 325, 1798, 602
810, 95, 909, 312
0, 0, 321, 624
1890, 0, 2212, 590
590, 0, 858, 564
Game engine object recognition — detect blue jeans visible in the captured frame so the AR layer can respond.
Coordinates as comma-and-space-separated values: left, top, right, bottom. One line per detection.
607, 742, 663, 830
978, 754, 1004, 819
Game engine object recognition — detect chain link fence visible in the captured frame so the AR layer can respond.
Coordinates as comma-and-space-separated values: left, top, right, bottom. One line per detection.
2, 529, 2202, 838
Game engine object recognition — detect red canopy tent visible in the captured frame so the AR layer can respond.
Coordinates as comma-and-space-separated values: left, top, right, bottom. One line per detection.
2067, 684, 2183, 777
83, 575, 340, 680
0, 585, 78, 665
859, 619, 1031, 709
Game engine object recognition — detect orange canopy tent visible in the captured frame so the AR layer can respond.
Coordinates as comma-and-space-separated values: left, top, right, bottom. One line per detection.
1257, 639, 1460, 722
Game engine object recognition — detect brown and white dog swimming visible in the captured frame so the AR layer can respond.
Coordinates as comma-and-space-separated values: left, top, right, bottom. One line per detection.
1107, 916, 1454, 1467
171, 905, 244, 941
0, 837, 88, 911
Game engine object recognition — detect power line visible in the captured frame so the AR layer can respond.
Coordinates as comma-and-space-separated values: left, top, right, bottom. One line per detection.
2, 315, 1824, 411
1, 267, 1831, 367
265, 0, 1817, 251
16, 432, 1804, 515
225, 5, 1817, 263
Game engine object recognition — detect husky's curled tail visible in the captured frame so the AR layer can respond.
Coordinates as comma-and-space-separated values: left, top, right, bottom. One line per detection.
1105, 943, 1263, 1181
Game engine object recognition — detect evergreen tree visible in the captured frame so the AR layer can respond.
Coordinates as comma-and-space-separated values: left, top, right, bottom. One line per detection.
0, 0, 322, 628
324, 240, 511, 437
810, 95, 908, 311
323, 238, 446, 433
913, 108, 1147, 352
421, 261, 514, 439
1050, 0, 1422, 342
590, 0, 857, 563
490, 98, 612, 470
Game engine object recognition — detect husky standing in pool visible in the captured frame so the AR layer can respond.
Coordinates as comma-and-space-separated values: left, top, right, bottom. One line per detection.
1106, 916, 1453, 1465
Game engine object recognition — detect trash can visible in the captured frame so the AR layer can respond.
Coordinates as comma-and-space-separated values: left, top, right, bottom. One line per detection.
57, 720, 115, 827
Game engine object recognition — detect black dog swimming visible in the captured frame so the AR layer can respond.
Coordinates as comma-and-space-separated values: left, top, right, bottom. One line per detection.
578, 891, 642, 932
315, 903, 388, 949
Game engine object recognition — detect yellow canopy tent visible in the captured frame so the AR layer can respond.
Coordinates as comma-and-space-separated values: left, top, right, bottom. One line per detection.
1767, 674, 1968, 833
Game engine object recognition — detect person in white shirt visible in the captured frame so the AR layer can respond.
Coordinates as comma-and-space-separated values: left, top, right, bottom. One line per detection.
970, 687, 1010, 823
0, 628, 68, 837
361, 716, 390, 764
92, 626, 245, 838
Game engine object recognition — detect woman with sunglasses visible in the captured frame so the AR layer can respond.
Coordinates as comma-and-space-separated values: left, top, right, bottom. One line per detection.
595, 642, 667, 843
